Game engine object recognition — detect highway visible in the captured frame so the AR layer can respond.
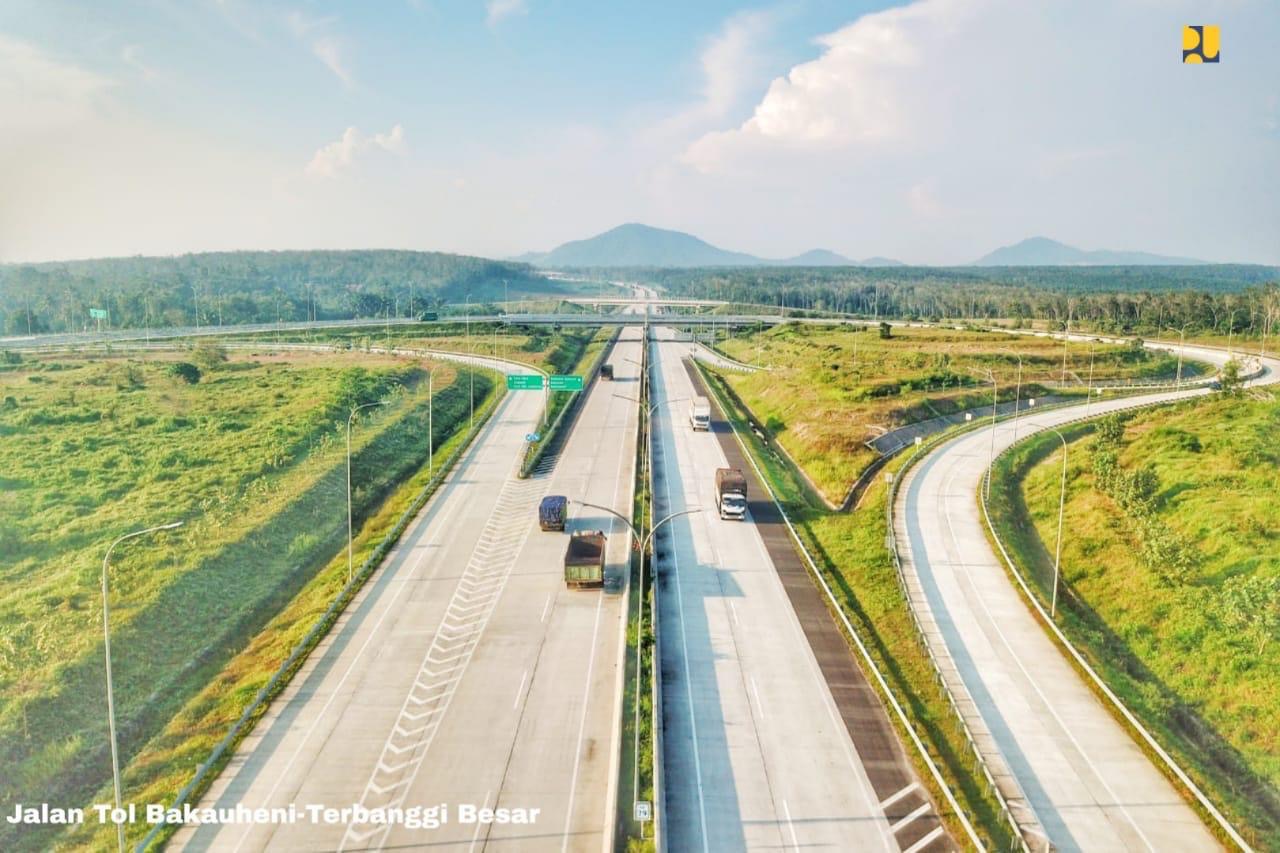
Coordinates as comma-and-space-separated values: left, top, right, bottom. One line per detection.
894, 342, 1279, 852
648, 327, 942, 852
173, 330, 640, 852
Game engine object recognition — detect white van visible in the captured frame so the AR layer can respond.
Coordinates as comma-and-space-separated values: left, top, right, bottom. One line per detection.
689, 397, 711, 431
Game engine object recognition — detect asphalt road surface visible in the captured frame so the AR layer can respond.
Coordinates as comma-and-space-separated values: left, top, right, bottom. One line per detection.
174, 331, 640, 852
649, 327, 906, 853
894, 342, 1278, 852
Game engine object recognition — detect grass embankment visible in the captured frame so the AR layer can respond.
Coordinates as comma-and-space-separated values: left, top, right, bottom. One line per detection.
699, 364, 1018, 851
0, 347, 493, 851
715, 323, 1194, 502
520, 327, 613, 475
987, 394, 1280, 849
617, 348, 654, 853
262, 320, 599, 371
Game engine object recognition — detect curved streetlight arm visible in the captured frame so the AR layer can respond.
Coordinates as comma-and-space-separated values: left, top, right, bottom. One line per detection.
573, 500, 640, 544
101, 520, 183, 853
641, 508, 703, 553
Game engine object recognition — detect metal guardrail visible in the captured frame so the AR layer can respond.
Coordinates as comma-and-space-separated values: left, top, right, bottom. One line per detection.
691, 359, 987, 851
978, 398, 1256, 853
885, 422, 1046, 852
134, 352, 510, 852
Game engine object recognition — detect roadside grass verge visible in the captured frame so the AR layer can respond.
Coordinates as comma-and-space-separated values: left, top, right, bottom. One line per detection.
699, 364, 1018, 851
0, 347, 491, 851
56, 366, 504, 851
985, 394, 1280, 850
714, 323, 1201, 502
520, 327, 614, 476
615, 360, 656, 853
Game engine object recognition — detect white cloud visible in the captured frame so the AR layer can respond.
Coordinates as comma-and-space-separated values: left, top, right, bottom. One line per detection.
286, 10, 353, 88
0, 34, 114, 134
306, 124, 406, 177
675, 0, 1280, 263
121, 44, 159, 81
486, 0, 527, 27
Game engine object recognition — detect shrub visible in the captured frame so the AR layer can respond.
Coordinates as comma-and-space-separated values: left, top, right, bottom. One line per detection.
191, 340, 228, 371
167, 362, 201, 384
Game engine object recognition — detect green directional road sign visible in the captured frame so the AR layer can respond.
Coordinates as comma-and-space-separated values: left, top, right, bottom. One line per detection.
506, 374, 544, 391
548, 375, 584, 391
89, 308, 108, 320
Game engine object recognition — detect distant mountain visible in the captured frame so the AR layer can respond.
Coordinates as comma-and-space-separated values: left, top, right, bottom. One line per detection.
518, 223, 901, 268
779, 248, 855, 266
974, 236, 1209, 266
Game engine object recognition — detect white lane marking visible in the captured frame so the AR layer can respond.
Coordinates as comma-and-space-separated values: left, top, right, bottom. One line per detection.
730, 600, 739, 626
342, 476, 544, 851
902, 825, 945, 853
540, 593, 552, 622
782, 799, 800, 852
228, 459, 470, 853
514, 670, 528, 709
560, 591, 605, 853
937, 456, 1156, 852
655, 341, 710, 853
733, 434, 895, 853
468, 790, 491, 852
879, 781, 920, 811
889, 802, 930, 834
750, 677, 766, 723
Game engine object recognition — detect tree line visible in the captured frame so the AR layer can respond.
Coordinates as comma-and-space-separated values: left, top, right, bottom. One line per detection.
0, 250, 551, 335
622, 265, 1280, 343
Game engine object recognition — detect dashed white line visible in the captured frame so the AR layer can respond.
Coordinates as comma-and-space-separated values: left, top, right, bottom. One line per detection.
540, 592, 552, 622
514, 669, 528, 709
889, 802, 930, 834
750, 676, 766, 722
902, 825, 945, 853
782, 799, 800, 851
879, 781, 920, 811
468, 790, 492, 852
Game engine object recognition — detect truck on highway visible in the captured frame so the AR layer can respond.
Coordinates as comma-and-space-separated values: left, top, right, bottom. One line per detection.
539, 495, 568, 531
564, 531, 607, 589
600, 363, 614, 380
689, 397, 711, 431
417, 310, 439, 322
715, 468, 748, 520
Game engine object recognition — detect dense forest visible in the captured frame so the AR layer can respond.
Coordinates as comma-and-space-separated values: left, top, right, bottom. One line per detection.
0, 250, 568, 335
3, 251, 1278, 343
620, 265, 1280, 341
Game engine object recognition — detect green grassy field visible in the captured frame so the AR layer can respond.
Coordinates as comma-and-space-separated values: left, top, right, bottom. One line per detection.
987, 394, 1280, 848
0, 344, 505, 851
698, 364, 1020, 851
716, 323, 1196, 502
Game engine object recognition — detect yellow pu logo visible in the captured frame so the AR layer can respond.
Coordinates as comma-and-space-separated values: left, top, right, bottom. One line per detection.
1183, 25, 1219, 63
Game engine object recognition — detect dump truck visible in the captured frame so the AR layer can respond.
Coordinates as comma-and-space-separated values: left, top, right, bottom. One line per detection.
539, 495, 568, 531
715, 468, 748, 521
600, 364, 614, 381
564, 530, 607, 589
689, 397, 711, 431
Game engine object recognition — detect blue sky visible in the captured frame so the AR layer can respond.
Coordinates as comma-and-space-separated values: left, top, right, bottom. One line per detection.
2, 0, 1278, 264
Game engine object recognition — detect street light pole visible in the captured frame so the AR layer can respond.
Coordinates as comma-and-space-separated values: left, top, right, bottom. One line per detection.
1165, 324, 1188, 387
466, 295, 474, 430
347, 400, 388, 584
999, 347, 1023, 438
1048, 427, 1069, 619
101, 520, 183, 853
574, 499, 701, 825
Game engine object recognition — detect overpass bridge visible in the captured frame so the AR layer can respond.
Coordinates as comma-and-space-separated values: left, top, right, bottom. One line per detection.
0, 311, 795, 350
